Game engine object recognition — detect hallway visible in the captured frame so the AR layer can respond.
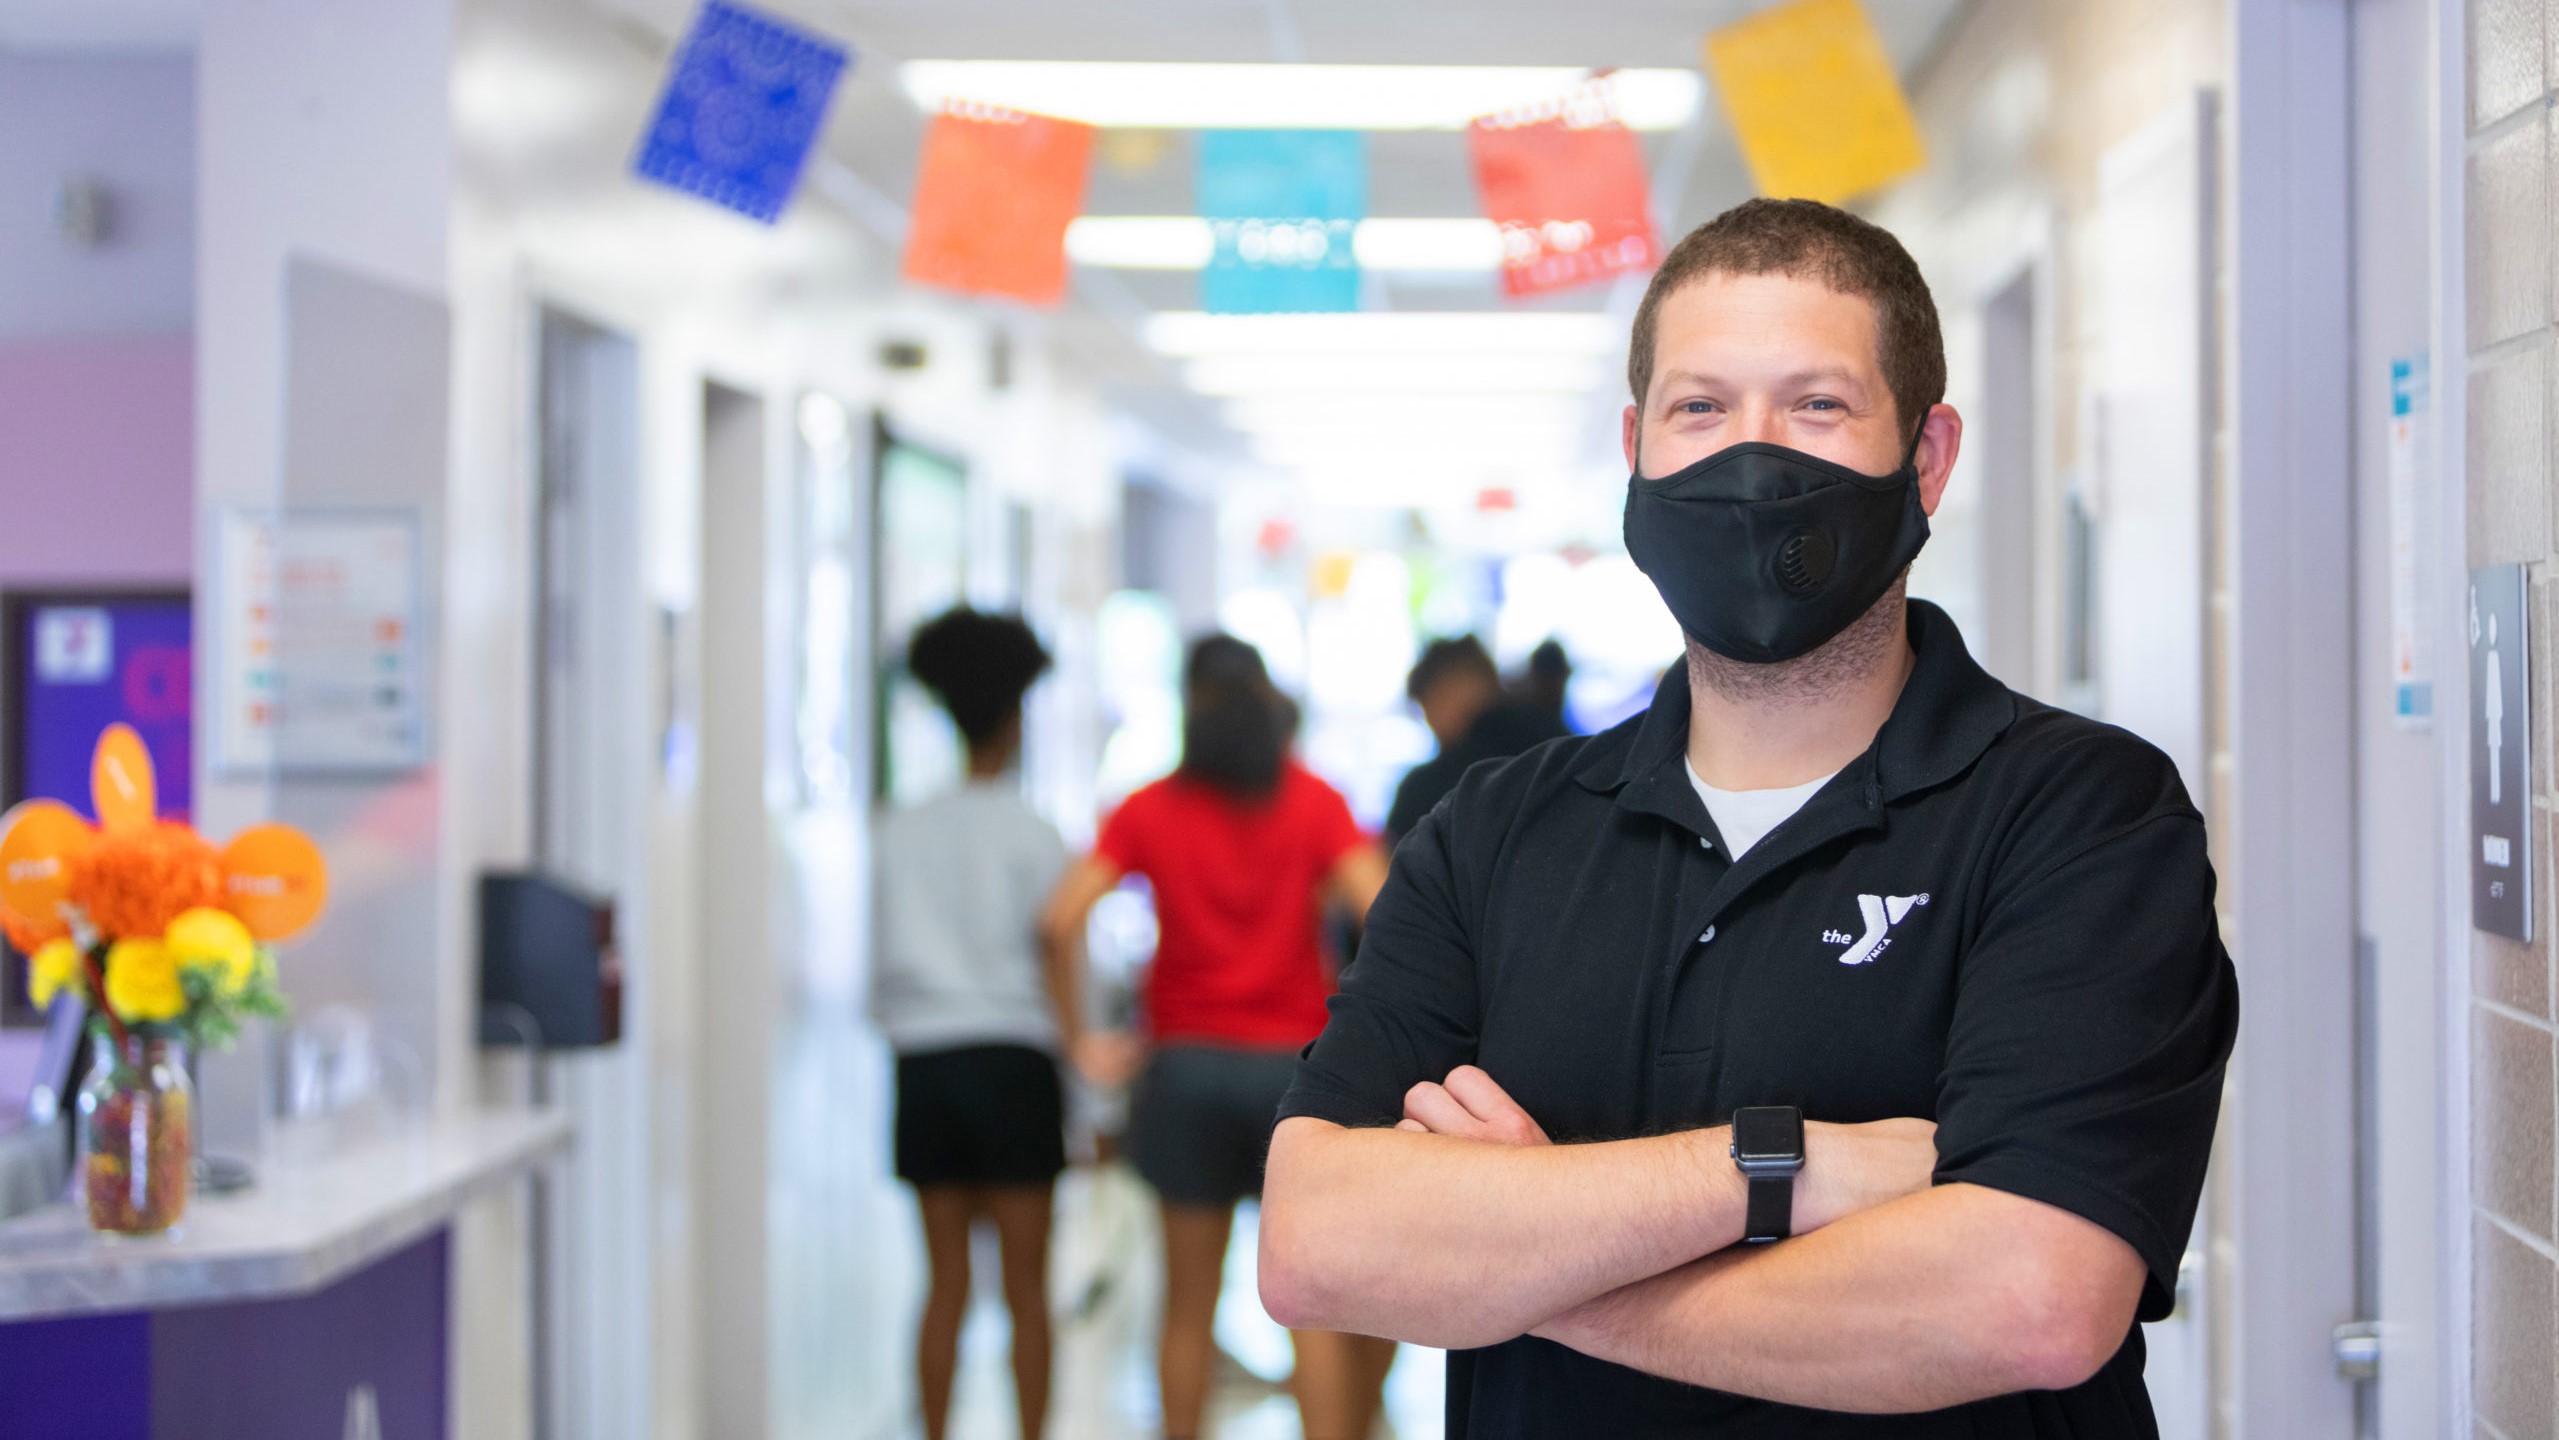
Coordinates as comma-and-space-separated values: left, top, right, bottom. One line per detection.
922, 1171, 1444, 1440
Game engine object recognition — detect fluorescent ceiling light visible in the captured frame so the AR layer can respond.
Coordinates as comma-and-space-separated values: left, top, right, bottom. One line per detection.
1066, 217, 1213, 270
1186, 354, 1609, 396
1355, 218, 1506, 271
1147, 310, 1618, 358
1251, 432, 1589, 467
1066, 217, 1504, 272
900, 62, 1703, 131
1223, 394, 1593, 433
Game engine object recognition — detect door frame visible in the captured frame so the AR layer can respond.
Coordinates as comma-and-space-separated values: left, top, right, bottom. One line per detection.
2227, 1, 2363, 1431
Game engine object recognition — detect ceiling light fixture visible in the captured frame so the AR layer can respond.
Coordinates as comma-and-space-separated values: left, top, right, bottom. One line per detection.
1223, 394, 1594, 433
1147, 310, 1619, 358
899, 62, 1705, 132
1185, 354, 1610, 397
1065, 216, 1506, 272
1250, 431, 1592, 466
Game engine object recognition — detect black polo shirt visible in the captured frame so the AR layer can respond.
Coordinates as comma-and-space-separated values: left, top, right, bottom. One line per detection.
1277, 601, 2238, 1438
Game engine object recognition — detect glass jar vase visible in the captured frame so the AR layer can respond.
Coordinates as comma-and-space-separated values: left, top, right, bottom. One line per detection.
77, 1034, 192, 1236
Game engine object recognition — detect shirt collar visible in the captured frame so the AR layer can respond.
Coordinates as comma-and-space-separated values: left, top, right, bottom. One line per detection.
1573, 599, 2016, 808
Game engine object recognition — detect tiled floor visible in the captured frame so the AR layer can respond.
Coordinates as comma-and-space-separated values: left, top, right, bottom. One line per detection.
917, 1164, 1446, 1440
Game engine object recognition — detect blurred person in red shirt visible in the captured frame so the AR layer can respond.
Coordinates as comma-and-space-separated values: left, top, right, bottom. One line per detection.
1042, 635, 1395, 1440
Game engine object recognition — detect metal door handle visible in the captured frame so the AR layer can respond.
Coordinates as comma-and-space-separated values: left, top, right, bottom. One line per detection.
2332, 1320, 2381, 1380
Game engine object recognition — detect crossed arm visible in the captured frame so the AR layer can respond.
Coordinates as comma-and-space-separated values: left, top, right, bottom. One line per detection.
1258, 1067, 2146, 1414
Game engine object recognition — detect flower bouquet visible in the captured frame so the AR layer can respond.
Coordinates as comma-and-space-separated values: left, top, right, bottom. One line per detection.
0, 724, 328, 1235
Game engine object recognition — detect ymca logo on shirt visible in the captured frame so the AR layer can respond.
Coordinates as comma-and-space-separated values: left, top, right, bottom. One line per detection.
1820, 892, 1930, 965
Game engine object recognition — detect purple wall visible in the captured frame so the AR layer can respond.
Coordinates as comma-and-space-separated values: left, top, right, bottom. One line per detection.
0, 1311, 153, 1439
0, 334, 194, 588
0, 1230, 448, 1440
0, 334, 192, 1092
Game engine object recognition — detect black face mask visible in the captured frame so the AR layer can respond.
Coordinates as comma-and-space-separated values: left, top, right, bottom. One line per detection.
1623, 439, 1930, 664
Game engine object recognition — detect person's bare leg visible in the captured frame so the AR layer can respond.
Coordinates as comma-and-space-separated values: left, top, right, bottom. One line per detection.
1349, 1335, 1399, 1438
1287, 1328, 1392, 1440
985, 1183, 1057, 1440
915, 1187, 979, 1440
1157, 1201, 1235, 1440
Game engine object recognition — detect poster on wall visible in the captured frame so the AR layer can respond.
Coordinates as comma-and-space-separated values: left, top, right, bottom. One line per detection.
873, 421, 970, 805
1, 588, 191, 1025
214, 508, 426, 776
2388, 354, 2433, 727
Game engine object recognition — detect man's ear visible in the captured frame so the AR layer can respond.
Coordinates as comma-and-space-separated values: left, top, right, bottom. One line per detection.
1915, 403, 1963, 517
1621, 404, 1642, 475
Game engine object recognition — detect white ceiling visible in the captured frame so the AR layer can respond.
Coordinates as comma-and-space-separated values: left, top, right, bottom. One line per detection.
6, 0, 1976, 471
599, 0, 1975, 460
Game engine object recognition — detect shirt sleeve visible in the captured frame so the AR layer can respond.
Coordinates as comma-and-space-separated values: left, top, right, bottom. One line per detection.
1931, 757, 2239, 1322
1277, 798, 1482, 1129
1093, 785, 1153, 877
1302, 770, 1370, 869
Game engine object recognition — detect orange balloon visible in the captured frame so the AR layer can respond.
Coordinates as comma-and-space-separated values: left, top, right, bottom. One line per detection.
219, 823, 329, 941
91, 724, 158, 833
0, 800, 96, 926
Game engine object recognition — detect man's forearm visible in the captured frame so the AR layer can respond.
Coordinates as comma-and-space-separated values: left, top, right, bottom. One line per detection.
1259, 1118, 1743, 1350
1531, 1183, 2144, 1413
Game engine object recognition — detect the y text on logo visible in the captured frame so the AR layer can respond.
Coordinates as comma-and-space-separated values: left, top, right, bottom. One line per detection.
1834, 892, 1929, 966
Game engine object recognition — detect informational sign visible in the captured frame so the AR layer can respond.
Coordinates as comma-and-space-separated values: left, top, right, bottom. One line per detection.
633, 0, 851, 224
215, 509, 426, 775
1703, 0, 1926, 204
1199, 130, 1366, 314
1468, 83, 1659, 298
2388, 354, 2433, 726
904, 104, 1096, 305
2471, 563, 2531, 941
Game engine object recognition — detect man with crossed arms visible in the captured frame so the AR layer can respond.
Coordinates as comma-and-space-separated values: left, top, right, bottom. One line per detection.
1259, 198, 2237, 1437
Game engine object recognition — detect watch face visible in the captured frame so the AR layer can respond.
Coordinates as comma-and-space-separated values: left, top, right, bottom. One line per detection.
1731, 1106, 1804, 1162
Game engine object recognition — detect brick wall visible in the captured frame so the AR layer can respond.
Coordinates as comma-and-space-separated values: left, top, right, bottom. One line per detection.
2467, 1, 2559, 1432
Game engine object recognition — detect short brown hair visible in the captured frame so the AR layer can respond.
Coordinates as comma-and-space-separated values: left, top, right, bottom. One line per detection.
1627, 198, 1946, 444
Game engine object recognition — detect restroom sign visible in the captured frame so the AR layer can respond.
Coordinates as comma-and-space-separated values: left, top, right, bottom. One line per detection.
2471, 563, 2532, 941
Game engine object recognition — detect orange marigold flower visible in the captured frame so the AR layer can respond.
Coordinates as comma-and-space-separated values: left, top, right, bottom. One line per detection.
66, 821, 224, 941
1, 907, 66, 953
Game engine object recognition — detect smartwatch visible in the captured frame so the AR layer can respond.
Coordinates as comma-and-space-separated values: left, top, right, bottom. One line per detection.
1730, 1106, 1806, 1244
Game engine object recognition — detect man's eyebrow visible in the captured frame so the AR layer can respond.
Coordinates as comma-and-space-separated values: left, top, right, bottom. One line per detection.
1654, 366, 1872, 394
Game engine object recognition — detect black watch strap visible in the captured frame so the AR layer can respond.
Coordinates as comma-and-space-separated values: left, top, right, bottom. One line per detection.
1743, 1172, 1793, 1244
1731, 1105, 1804, 1245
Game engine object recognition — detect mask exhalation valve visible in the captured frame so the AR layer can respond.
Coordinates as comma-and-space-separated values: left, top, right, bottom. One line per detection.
1774, 528, 1836, 595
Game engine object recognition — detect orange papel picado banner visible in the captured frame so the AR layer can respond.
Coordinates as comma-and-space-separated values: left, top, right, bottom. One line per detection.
903, 102, 1096, 306
1468, 80, 1660, 299
1703, 0, 1927, 204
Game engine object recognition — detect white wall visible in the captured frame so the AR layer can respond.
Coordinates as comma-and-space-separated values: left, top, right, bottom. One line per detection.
0, 51, 193, 340
447, 4, 1128, 1437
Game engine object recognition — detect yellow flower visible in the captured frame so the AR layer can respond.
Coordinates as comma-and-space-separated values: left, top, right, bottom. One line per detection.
103, 938, 185, 1023
165, 906, 257, 994
28, 939, 83, 1009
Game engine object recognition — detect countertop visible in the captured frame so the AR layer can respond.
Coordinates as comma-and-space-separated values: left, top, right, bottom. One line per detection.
0, 1107, 571, 1322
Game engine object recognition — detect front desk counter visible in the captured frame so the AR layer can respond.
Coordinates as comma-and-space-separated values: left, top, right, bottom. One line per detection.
0, 1108, 570, 1439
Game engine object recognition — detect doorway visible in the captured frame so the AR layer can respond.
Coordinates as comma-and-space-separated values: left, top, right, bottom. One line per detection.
530, 307, 649, 1440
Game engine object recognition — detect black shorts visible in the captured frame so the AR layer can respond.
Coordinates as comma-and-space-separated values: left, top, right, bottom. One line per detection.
893, 1043, 1067, 1188
1130, 1043, 1302, 1208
